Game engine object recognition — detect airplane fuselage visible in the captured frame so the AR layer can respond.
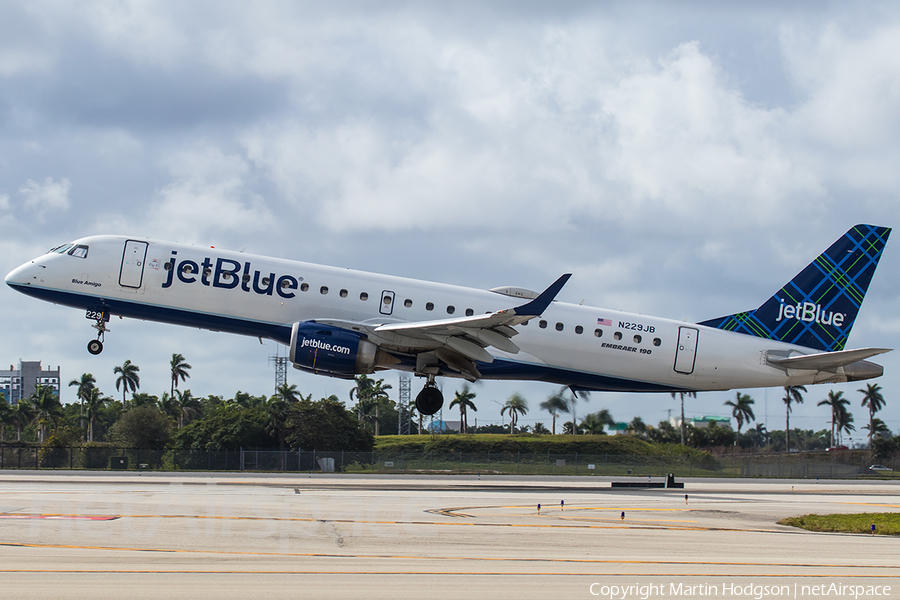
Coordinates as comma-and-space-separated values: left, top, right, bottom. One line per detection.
6, 234, 879, 396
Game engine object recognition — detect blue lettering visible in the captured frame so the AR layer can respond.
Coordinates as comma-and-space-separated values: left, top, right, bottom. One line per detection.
276, 275, 298, 298
213, 258, 241, 289
177, 260, 198, 284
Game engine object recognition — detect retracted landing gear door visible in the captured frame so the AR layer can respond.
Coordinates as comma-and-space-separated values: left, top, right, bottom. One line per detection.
119, 240, 148, 288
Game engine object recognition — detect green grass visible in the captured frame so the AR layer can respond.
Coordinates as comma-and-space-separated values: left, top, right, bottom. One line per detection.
779, 512, 900, 536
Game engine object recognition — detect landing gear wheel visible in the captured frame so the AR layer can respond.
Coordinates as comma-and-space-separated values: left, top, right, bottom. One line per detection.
87, 339, 103, 355
415, 384, 443, 416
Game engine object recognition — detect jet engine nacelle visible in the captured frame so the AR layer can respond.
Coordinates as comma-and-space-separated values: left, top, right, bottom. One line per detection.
289, 322, 380, 379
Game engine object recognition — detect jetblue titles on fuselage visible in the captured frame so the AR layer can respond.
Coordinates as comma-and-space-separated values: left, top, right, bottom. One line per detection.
160, 251, 301, 299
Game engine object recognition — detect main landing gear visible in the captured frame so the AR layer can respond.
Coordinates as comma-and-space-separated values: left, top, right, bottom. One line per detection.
415, 377, 443, 416
87, 317, 109, 355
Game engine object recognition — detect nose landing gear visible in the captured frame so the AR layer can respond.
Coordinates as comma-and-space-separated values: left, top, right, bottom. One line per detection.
87, 317, 109, 355
415, 378, 444, 416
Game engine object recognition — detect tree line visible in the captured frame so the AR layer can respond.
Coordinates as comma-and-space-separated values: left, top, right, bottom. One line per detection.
0, 354, 373, 452
0, 352, 891, 455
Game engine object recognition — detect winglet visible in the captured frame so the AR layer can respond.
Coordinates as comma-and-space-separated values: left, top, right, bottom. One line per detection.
514, 274, 571, 316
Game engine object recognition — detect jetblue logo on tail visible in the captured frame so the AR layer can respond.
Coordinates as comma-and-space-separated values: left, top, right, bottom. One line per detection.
775, 302, 845, 327
699, 224, 890, 352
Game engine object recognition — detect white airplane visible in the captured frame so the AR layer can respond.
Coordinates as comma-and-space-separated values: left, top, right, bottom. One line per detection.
5, 224, 891, 416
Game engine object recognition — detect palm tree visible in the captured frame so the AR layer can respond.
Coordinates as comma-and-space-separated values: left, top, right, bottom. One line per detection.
580, 409, 614, 435
30, 385, 63, 443
863, 418, 891, 441
671, 391, 697, 445
626, 416, 648, 438
114, 360, 141, 406
540, 389, 570, 435
724, 392, 755, 447
501, 393, 528, 434
449, 384, 477, 434
170, 353, 192, 396
817, 390, 849, 446
859, 383, 886, 446
68, 373, 96, 441
172, 389, 201, 428
782, 385, 806, 452
11, 398, 36, 442
835, 406, 855, 446
84, 387, 109, 442
532, 422, 550, 434
349, 375, 392, 436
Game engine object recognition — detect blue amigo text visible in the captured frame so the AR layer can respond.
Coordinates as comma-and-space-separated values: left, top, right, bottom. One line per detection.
160, 252, 300, 299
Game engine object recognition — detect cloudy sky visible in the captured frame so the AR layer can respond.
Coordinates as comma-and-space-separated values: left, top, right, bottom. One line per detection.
2, 1, 900, 440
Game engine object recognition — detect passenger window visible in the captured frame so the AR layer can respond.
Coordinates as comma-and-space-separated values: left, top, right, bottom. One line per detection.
300, 283, 309, 292
404, 299, 413, 308
575, 325, 583, 334
614, 332, 622, 341
593, 329, 602, 338
653, 338, 661, 347
383, 296, 392, 305
556, 322, 564, 331
360, 292, 368, 301
447, 305, 455, 315
320, 286, 328, 295
539, 320, 547, 329
465, 308, 474, 316
262, 277, 271, 286
68, 245, 89, 259
340, 289, 348, 298
633, 335, 641, 344
426, 302, 434, 311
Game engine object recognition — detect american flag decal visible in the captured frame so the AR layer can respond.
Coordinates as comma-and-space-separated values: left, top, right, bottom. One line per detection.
597, 318, 612, 326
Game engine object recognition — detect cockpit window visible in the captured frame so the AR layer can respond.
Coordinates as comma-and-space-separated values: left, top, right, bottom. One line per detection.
68, 245, 88, 259
48, 243, 74, 254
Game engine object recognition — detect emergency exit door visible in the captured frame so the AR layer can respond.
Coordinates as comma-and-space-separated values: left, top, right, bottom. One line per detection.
119, 240, 148, 288
673, 327, 699, 375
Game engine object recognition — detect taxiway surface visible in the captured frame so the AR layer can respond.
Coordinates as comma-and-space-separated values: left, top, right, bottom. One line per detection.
1, 471, 898, 599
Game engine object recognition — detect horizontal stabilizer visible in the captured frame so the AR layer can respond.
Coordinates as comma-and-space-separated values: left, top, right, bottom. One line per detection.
767, 347, 892, 371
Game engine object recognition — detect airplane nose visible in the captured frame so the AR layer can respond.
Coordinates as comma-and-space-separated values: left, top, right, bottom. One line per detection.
5, 260, 42, 289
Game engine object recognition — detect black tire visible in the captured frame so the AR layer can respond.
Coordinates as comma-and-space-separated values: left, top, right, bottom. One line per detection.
415, 386, 443, 416
87, 339, 103, 355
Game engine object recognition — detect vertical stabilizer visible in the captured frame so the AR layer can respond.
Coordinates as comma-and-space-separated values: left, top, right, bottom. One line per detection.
699, 224, 891, 352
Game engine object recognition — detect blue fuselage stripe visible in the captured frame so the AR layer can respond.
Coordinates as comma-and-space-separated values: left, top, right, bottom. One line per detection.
11, 283, 685, 394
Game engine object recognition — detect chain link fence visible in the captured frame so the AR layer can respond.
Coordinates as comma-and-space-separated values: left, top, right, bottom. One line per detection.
1, 446, 894, 478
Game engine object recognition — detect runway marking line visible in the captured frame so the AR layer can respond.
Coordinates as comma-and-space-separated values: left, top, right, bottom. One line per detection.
0, 512, 756, 532
2, 541, 899, 573
0, 569, 896, 578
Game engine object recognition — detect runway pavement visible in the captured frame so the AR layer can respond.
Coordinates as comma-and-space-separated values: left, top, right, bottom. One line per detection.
1, 471, 898, 599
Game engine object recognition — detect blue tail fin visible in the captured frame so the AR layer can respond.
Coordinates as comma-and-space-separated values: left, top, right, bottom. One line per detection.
699, 224, 891, 352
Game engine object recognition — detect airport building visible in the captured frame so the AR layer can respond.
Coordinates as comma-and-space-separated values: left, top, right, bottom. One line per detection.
0, 361, 61, 405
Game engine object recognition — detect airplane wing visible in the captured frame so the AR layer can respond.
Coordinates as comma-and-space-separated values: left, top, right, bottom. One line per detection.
766, 347, 892, 370
313, 274, 571, 380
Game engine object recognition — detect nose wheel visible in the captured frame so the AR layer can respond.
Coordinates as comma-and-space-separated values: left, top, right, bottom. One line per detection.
415, 381, 443, 416
87, 316, 109, 355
